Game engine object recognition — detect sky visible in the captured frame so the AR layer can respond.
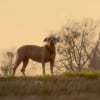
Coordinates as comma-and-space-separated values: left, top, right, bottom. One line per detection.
0, 0, 100, 51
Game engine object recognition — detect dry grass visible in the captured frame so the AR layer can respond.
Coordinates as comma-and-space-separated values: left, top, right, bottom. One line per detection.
0, 71, 100, 100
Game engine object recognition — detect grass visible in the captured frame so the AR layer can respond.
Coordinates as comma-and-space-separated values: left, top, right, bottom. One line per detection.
62, 71, 100, 78
0, 71, 100, 100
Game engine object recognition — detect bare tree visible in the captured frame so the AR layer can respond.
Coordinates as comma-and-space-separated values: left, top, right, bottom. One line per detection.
88, 34, 100, 70
56, 19, 99, 72
0, 51, 14, 76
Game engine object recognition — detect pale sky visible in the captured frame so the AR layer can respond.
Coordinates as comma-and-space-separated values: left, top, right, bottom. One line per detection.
0, 0, 100, 51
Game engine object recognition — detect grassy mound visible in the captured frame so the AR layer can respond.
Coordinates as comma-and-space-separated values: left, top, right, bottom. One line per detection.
0, 71, 100, 100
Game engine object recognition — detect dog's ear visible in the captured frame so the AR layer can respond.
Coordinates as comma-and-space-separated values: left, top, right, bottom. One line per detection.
43, 37, 49, 42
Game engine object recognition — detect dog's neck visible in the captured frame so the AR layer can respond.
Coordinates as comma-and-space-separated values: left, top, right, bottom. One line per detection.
45, 43, 56, 54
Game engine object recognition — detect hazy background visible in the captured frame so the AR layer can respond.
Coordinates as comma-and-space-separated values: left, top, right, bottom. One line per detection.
0, 0, 100, 51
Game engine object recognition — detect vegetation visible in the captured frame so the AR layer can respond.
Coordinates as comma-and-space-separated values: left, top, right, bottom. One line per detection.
56, 19, 100, 72
0, 72, 100, 100
0, 51, 14, 76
